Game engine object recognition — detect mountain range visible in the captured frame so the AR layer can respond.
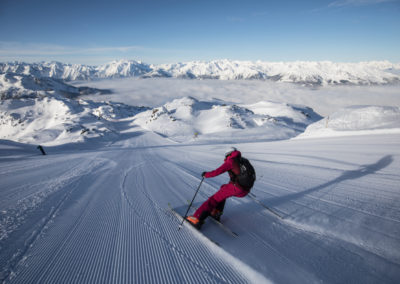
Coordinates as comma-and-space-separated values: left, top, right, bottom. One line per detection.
1, 59, 400, 86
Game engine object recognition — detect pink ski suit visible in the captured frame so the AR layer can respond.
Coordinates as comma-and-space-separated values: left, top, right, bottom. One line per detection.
194, 150, 249, 221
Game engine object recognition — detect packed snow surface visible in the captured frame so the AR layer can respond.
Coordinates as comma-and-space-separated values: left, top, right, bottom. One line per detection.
2, 59, 400, 85
0, 130, 399, 283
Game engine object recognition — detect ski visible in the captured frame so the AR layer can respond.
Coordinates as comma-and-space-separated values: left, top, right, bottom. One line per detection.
169, 206, 221, 247
247, 193, 284, 219
190, 204, 238, 237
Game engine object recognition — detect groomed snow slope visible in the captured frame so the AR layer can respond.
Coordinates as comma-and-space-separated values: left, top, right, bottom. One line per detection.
0, 129, 399, 283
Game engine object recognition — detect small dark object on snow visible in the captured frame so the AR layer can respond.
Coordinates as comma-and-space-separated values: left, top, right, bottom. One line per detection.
37, 145, 46, 155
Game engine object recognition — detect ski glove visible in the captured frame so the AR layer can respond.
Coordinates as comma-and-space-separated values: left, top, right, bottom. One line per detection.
202, 172, 207, 178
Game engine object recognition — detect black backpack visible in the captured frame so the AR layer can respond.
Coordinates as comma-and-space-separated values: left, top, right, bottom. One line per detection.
236, 157, 256, 190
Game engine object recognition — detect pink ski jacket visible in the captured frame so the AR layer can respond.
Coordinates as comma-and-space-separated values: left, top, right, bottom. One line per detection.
204, 150, 244, 190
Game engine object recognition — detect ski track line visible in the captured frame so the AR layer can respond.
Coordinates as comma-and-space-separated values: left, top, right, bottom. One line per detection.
159, 158, 222, 201
165, 155, 396, 242
166, 153, 398, 228
122, 183, 237, 282
119, 151, 252, 283
4, 157, 113, 283
255, 177, 400, 227
144, 154, 277, 283
1, 156, 106, 282
26, 180, 95, 284
0, 156, 86, 208
121, 165, 224, 283
256, 180, 400, 215
282, 194, 400, 242
15, 162, 124, 283
281, 196, 400, 264
255, 178, 400, 221
4, 176, 84, 283
256, 161, 400, 200
0, 158, 107, 244
253, 155, 399, 193
282, 219, 400, 283
279, 176, 400, 205
247, 187, 400, 262
145, 147, 400, 270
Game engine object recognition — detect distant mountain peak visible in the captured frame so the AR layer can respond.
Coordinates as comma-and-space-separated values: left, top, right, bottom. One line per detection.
1, 59, 399, 85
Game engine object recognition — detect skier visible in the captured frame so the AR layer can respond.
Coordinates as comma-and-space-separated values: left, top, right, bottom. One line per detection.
186, 147, 254, 229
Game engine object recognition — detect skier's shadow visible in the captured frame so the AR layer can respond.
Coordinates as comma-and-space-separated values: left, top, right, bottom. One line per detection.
261, 155, 393, 210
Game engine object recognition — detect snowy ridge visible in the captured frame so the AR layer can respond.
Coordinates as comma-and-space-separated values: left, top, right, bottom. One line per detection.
2, 59, 400, 85
0, 62, 96, 81
0, 75, 147, 145
156, 60, 400, 85
0, 96, 148, 146
298, 105, 400, 138
0, 72, 110, 100
133, 96, 322, 142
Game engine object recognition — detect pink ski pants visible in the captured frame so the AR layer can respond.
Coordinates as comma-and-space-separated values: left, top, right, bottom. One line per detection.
194, 183, 248, 220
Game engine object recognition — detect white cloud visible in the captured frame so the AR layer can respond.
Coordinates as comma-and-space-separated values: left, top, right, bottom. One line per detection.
0, 41, 143, 57
328, 0, 397, 7
74, 78, 400, 117
0, 41, 198, 65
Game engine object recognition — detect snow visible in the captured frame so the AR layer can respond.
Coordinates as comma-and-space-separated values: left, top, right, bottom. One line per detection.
1, 68, 400, 283
1, 130, 399, 283
133, 97, 321, 142
298, 105, 400, 138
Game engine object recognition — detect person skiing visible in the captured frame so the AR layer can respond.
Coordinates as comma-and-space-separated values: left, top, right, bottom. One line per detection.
186, 147, 254, 229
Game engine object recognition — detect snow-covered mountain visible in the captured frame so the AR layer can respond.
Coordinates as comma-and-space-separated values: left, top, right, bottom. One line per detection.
134, 96, 322, 142
1, 59, 400, 85
0, 72, 111, 100
0, 70, 322, 145
0, 95, 148, 146
0, 73, 147, 145
0, 61, 96, 81
0, 60, 151, 81
156, 60, 400, 85
298, 105, 400, 138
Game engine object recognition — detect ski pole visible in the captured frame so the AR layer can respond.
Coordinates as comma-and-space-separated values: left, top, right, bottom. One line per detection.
179, 177, 204, 230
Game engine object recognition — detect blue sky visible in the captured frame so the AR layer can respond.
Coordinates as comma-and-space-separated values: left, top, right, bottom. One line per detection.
0, 0, 399, 65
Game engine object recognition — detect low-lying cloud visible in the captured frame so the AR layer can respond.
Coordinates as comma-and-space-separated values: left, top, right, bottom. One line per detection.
73, 78, 400, 117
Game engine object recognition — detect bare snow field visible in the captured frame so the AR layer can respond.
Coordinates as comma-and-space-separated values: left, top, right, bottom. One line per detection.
1, 74, 400, 283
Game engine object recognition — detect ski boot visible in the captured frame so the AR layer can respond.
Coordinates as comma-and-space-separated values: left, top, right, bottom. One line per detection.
210, 209, 222, 222
186, 216, 203, 230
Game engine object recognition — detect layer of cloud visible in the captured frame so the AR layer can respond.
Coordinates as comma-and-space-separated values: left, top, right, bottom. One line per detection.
73, 78, 400, 117
329, 0, 397, 7
0, 41, 143, 57
0, 41, 193, 65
